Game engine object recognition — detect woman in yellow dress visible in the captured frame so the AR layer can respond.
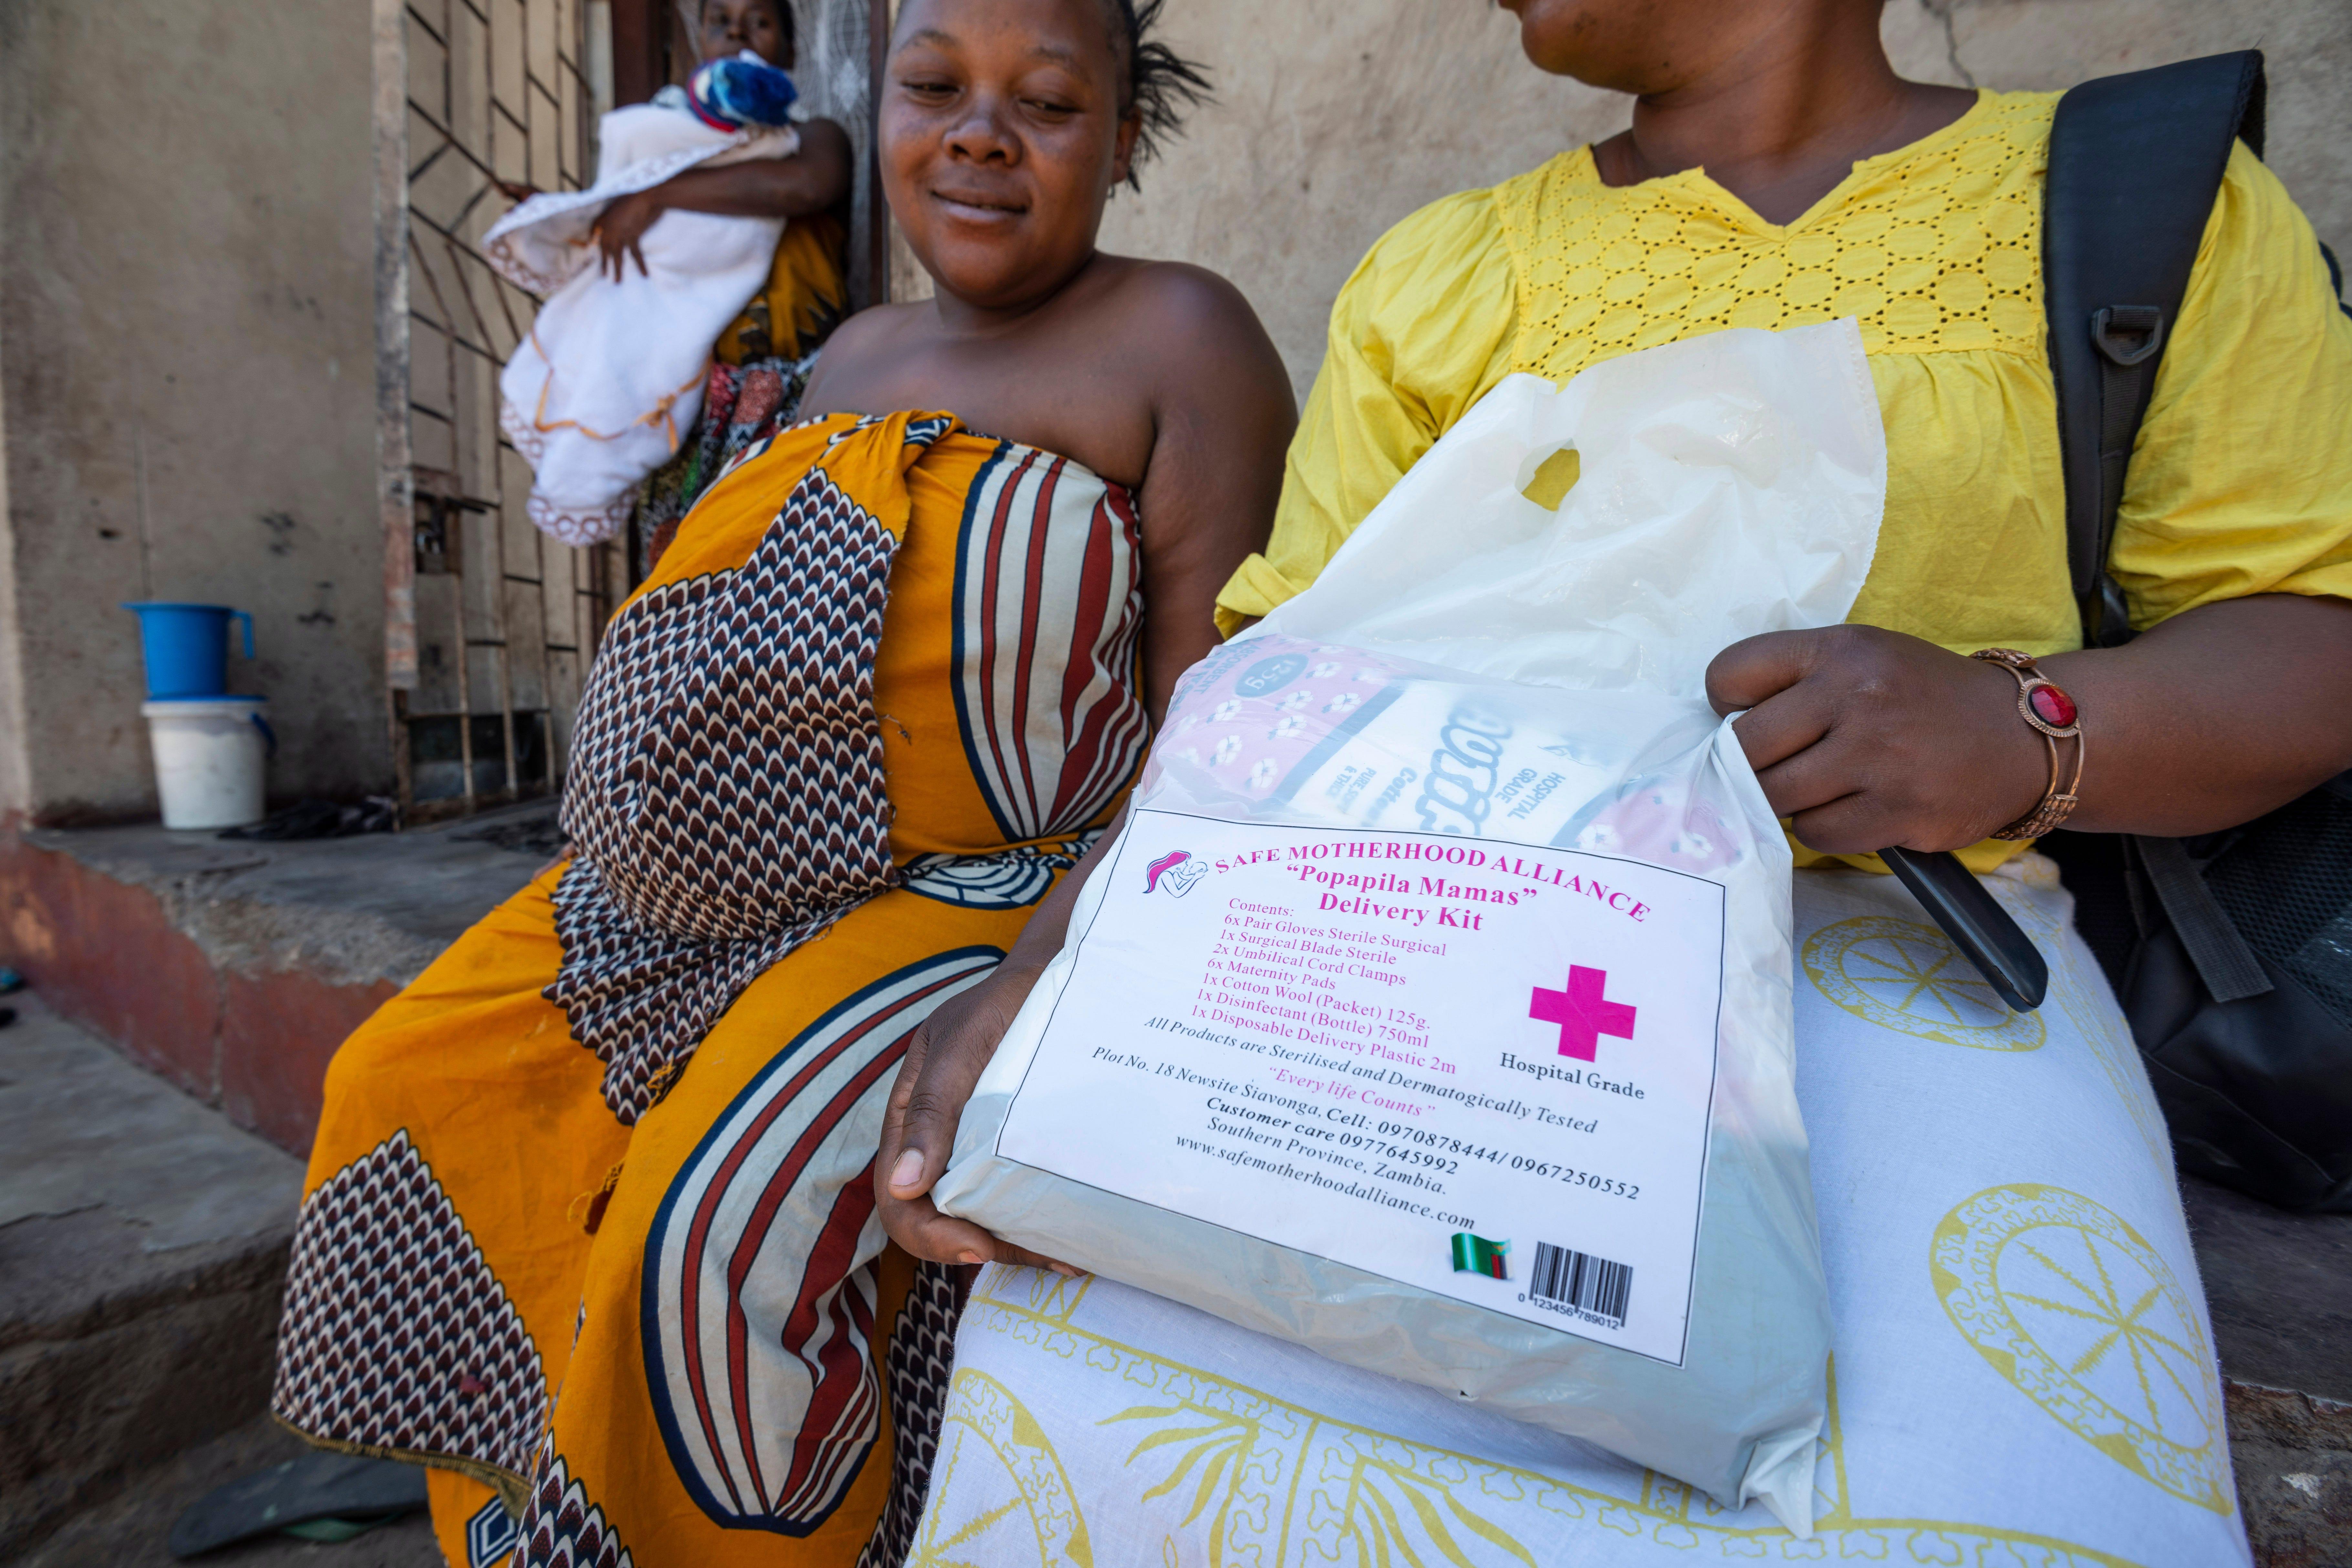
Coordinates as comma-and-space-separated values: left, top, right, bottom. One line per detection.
1210, 17, 2352, 861
268, 2, 1291, 1566
883, 0, 2352, 1251
875, 0, 2352, 1561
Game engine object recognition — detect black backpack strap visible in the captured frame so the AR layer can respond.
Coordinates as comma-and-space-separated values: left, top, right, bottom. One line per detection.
2044, 53, 2277, 1008
2044, 51, 2265, 649
2131, 835, 2274, 1002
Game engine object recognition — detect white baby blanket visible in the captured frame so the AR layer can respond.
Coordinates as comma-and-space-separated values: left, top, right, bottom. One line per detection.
485, 96, 796, 545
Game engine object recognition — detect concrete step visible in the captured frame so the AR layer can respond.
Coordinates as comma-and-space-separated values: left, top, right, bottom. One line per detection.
2183, 1175, 2352, 1565
0, 804, 551, 1154
16, 1416, 438, 1568
0, 994, 389, 1559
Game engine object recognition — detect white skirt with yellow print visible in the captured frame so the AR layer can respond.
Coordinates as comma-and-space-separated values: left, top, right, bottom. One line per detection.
912, 855, 2250, 1568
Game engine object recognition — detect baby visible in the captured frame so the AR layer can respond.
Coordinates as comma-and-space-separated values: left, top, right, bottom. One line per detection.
485, 2, 828, 545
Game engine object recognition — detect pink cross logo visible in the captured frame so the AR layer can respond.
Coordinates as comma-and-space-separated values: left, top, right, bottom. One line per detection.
1529, 966, 1637, 1062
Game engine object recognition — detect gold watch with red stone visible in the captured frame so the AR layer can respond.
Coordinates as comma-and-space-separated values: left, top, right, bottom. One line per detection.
1969, 648, 2085, 839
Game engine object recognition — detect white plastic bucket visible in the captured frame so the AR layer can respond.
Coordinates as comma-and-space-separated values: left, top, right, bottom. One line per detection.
141, 697, 271, 830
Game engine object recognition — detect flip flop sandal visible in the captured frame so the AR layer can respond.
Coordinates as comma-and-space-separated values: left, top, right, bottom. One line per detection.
168, 1450, 429, 1558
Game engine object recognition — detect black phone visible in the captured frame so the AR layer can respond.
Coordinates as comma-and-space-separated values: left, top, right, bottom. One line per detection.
1877, 846, 2048, 1012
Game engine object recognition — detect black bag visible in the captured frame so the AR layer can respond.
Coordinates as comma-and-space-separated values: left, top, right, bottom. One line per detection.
2037, 50, 2352, 1212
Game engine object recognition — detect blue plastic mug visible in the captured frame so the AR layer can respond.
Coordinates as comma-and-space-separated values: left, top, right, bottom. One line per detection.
120, 602, 254, 699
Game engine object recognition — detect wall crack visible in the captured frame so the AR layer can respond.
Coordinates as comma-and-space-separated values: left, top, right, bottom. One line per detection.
1919, 0, 1980, 89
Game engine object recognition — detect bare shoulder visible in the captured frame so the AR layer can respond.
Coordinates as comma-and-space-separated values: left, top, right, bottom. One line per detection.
810, 300, 898, 363
799, 300, 928, 408
1080, 259, 1293, 542
1095, 258, 1293, 415
1099, 259, 1268, 352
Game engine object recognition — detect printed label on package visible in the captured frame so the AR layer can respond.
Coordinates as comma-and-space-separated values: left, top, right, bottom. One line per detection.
996, 807, 1728, 1364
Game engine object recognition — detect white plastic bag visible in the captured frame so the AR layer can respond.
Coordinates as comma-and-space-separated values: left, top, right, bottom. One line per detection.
933, 321, 1887, 1531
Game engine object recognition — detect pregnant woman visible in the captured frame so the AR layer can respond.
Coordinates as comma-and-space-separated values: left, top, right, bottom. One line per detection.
268, 2, 1292, 1564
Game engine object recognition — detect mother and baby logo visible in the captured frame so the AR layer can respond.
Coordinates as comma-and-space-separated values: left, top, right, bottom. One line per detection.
1144, 848, 1207, 898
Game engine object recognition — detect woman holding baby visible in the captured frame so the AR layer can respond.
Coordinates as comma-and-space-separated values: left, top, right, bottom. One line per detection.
491, 0, 855, 549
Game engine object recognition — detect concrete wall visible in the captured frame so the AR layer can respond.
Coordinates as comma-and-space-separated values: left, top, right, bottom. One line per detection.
1103, 0, 2352, 404
0, 0, 380, 822
1, 0, 2342, 820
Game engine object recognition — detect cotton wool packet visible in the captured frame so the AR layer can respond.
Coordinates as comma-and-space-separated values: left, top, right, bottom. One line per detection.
932, 321, 1888, 1533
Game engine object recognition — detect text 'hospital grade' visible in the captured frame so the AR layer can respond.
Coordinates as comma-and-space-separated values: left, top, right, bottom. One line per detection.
981, 807, 1725, 1365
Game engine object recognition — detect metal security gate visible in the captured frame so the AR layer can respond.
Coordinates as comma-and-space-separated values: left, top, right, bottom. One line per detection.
373, 0, 878, 819
373, 0, 624, 818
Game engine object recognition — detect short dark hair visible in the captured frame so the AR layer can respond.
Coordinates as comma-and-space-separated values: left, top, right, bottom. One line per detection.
1104, 0, 1210, 190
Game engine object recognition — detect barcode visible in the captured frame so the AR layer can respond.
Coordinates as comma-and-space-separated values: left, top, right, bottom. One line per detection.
1529, 1241, 1633, 1325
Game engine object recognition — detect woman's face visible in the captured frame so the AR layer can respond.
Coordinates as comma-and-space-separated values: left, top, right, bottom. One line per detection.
880, 0, 1139, 312
700, 0, 791, 68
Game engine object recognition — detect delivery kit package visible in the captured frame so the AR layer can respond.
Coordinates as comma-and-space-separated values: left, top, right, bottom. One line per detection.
932, 321, 1888, 1532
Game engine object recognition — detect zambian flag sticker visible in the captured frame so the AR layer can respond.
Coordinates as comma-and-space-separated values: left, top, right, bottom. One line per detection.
1450, 1233, 1510, 1280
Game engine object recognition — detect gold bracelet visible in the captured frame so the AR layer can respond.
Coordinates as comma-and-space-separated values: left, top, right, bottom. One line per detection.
1969, 648, 2085, 839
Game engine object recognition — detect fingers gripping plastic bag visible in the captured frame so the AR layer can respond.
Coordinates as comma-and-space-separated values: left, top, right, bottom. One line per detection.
933, 321, 1887, 1532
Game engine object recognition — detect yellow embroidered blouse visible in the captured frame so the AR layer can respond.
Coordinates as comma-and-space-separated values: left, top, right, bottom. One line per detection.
1217, 90, 2352, 871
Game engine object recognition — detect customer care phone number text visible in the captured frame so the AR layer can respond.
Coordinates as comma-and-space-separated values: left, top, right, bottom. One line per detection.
1353, 1121, 1642, 1200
